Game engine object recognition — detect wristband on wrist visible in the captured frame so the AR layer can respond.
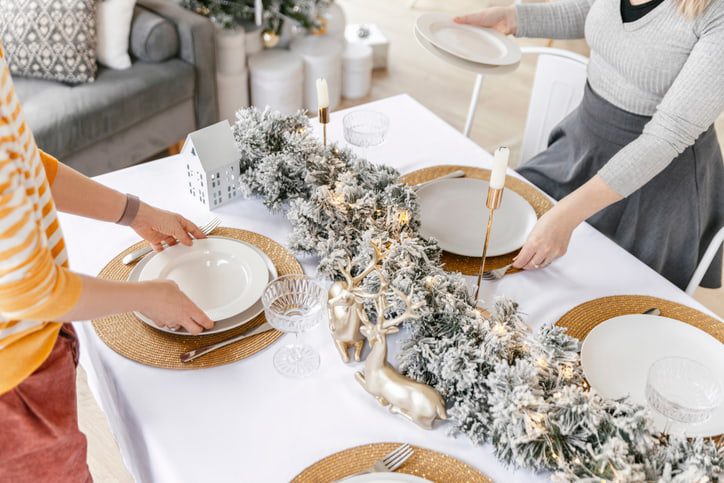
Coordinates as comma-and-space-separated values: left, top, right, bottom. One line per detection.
116, 194, 141, 226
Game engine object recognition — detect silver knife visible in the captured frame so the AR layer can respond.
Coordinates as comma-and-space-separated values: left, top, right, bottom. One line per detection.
180, 322, 274, 363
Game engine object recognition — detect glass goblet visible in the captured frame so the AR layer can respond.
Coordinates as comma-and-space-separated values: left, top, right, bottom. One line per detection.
262, 275, 326, 378
645, 356, 723, 435
343, 110, 390, 159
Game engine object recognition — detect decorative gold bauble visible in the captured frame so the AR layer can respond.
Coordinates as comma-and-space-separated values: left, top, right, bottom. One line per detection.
310, 16, 328, 36
261, 29, 280, 48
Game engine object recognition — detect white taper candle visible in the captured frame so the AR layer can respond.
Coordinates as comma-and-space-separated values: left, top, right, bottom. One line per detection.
316, 78, 329, 109
489, 146, 510, 190
254, 0, 263, 26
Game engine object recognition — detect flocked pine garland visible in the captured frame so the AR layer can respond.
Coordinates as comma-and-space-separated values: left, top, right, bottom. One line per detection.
231, 106, 723, 482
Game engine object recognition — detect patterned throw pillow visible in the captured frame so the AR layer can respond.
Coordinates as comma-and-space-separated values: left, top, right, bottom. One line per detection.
0, 0, 97, 84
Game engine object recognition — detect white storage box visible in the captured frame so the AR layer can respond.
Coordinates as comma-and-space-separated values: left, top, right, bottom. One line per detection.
342, 42, 373, 99
248, 50, 304, 115
244, 24, 264, 60
290, 35, 343, 112
215, 26, 246, 75
217, 69, 249, 123
345, 24, 389, 70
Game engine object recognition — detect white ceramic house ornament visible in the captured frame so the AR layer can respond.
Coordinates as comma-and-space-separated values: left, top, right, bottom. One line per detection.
182, 120, 242, 210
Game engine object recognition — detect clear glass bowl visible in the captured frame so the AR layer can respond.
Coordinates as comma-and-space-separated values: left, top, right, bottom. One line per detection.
645, 356, 723, 426
261, 275, 325, 378
343, 110, 390, 150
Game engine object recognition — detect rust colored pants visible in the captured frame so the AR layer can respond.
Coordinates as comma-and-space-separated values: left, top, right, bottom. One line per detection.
0, 324, 92, 483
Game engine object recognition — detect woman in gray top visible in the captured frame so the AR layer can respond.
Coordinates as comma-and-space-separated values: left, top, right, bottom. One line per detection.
456, 0, 724, 290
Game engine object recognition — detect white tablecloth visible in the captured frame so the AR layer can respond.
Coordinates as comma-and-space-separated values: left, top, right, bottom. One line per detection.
59, 95, 719, 483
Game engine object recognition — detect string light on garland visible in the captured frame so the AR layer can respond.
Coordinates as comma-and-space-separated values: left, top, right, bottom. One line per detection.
229, 105, 724, 482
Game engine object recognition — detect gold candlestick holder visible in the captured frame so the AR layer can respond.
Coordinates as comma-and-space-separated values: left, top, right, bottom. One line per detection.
473, 187, 503, 303
318, 106, 330, 146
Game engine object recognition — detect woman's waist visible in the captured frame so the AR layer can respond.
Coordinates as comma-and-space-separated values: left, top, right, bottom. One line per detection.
575, 82, 652, 144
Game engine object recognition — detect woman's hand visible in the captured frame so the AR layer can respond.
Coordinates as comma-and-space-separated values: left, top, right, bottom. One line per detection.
454, 6, 518, 35
513, 176, 624, 270
513, 207, 577, 270
130, 202, 206, 252
139, 280, 214, 335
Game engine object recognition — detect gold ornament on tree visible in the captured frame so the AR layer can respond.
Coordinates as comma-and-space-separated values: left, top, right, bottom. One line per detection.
355, 276, 448, 430
327, 244, 384, 363
310, 15, 328, 36
261, 29, 280, 48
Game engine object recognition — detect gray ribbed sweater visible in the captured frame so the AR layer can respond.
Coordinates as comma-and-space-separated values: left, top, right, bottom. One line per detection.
515, 0, 724, 197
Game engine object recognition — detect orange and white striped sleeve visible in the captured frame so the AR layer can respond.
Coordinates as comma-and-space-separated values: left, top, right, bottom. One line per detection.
0, 120, 81, 322
39, 150, 59, 186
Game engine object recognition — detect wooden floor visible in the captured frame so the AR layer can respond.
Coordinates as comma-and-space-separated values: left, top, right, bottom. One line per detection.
79, 1, 724, 481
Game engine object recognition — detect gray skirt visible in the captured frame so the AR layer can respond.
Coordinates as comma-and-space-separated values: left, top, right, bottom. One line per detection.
518, 84, 724, 290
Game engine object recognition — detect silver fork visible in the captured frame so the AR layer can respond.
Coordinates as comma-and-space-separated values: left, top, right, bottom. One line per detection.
336, 444, 414, 481
483, 263, 513, 281
121, 217, 221, 265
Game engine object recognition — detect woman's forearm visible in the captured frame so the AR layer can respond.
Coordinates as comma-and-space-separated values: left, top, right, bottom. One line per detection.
51, 162, 127, 222
556, 175, 623, 226
55, 274, 148, 322
56, 274, 213, 334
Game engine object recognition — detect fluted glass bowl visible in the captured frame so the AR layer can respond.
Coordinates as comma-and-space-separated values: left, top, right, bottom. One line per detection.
645, 357, 723, 428
343, 111, 390, 151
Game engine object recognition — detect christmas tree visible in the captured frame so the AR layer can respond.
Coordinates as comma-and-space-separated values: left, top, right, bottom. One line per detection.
182, 0, 332, 33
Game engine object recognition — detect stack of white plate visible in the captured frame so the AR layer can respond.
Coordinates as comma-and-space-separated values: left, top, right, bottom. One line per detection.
130, 237, 277, 336
414, 13, 521, 75
416, 178, 537, 257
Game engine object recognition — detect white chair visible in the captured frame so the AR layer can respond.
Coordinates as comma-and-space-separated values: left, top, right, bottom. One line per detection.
686, 227, 724, 296
463, 47, 589, 167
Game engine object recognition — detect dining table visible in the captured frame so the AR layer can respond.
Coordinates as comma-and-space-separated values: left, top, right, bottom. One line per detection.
59, 94, 721, 483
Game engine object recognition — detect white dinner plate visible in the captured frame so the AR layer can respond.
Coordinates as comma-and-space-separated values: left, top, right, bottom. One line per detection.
417, 178, 537, 257
416, 13, 521, 66
130, 237, 277, 336
581, 314, 724, 437
414, 26, 519, 76
344, 473, 431, 483
137, 237, 269, 322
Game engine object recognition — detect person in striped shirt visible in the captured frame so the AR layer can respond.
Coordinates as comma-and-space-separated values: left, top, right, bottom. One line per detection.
0, 46, 214, 481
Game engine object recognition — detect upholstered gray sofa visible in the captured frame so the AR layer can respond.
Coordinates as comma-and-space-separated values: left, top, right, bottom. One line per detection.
14, 0, 218, 176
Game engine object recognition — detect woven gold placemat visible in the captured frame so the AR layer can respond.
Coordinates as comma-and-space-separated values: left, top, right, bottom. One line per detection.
401, 165, 552, 275
292, 443, 492, 483
555, 295, 723, 343
92, 227, 303, 369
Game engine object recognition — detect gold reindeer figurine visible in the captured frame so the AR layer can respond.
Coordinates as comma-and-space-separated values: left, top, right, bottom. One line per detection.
326, 244, 384, 362
355, 281, 448, 430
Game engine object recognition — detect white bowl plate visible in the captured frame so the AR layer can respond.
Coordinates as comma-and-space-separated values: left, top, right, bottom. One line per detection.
130, 237, 277, 336
416, 13, 521, 66
137, 237, 270, 322
414, 26, 519, 76
344, 473, 431, 483
417, 178, 537, 257
580, 314, 724, 437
